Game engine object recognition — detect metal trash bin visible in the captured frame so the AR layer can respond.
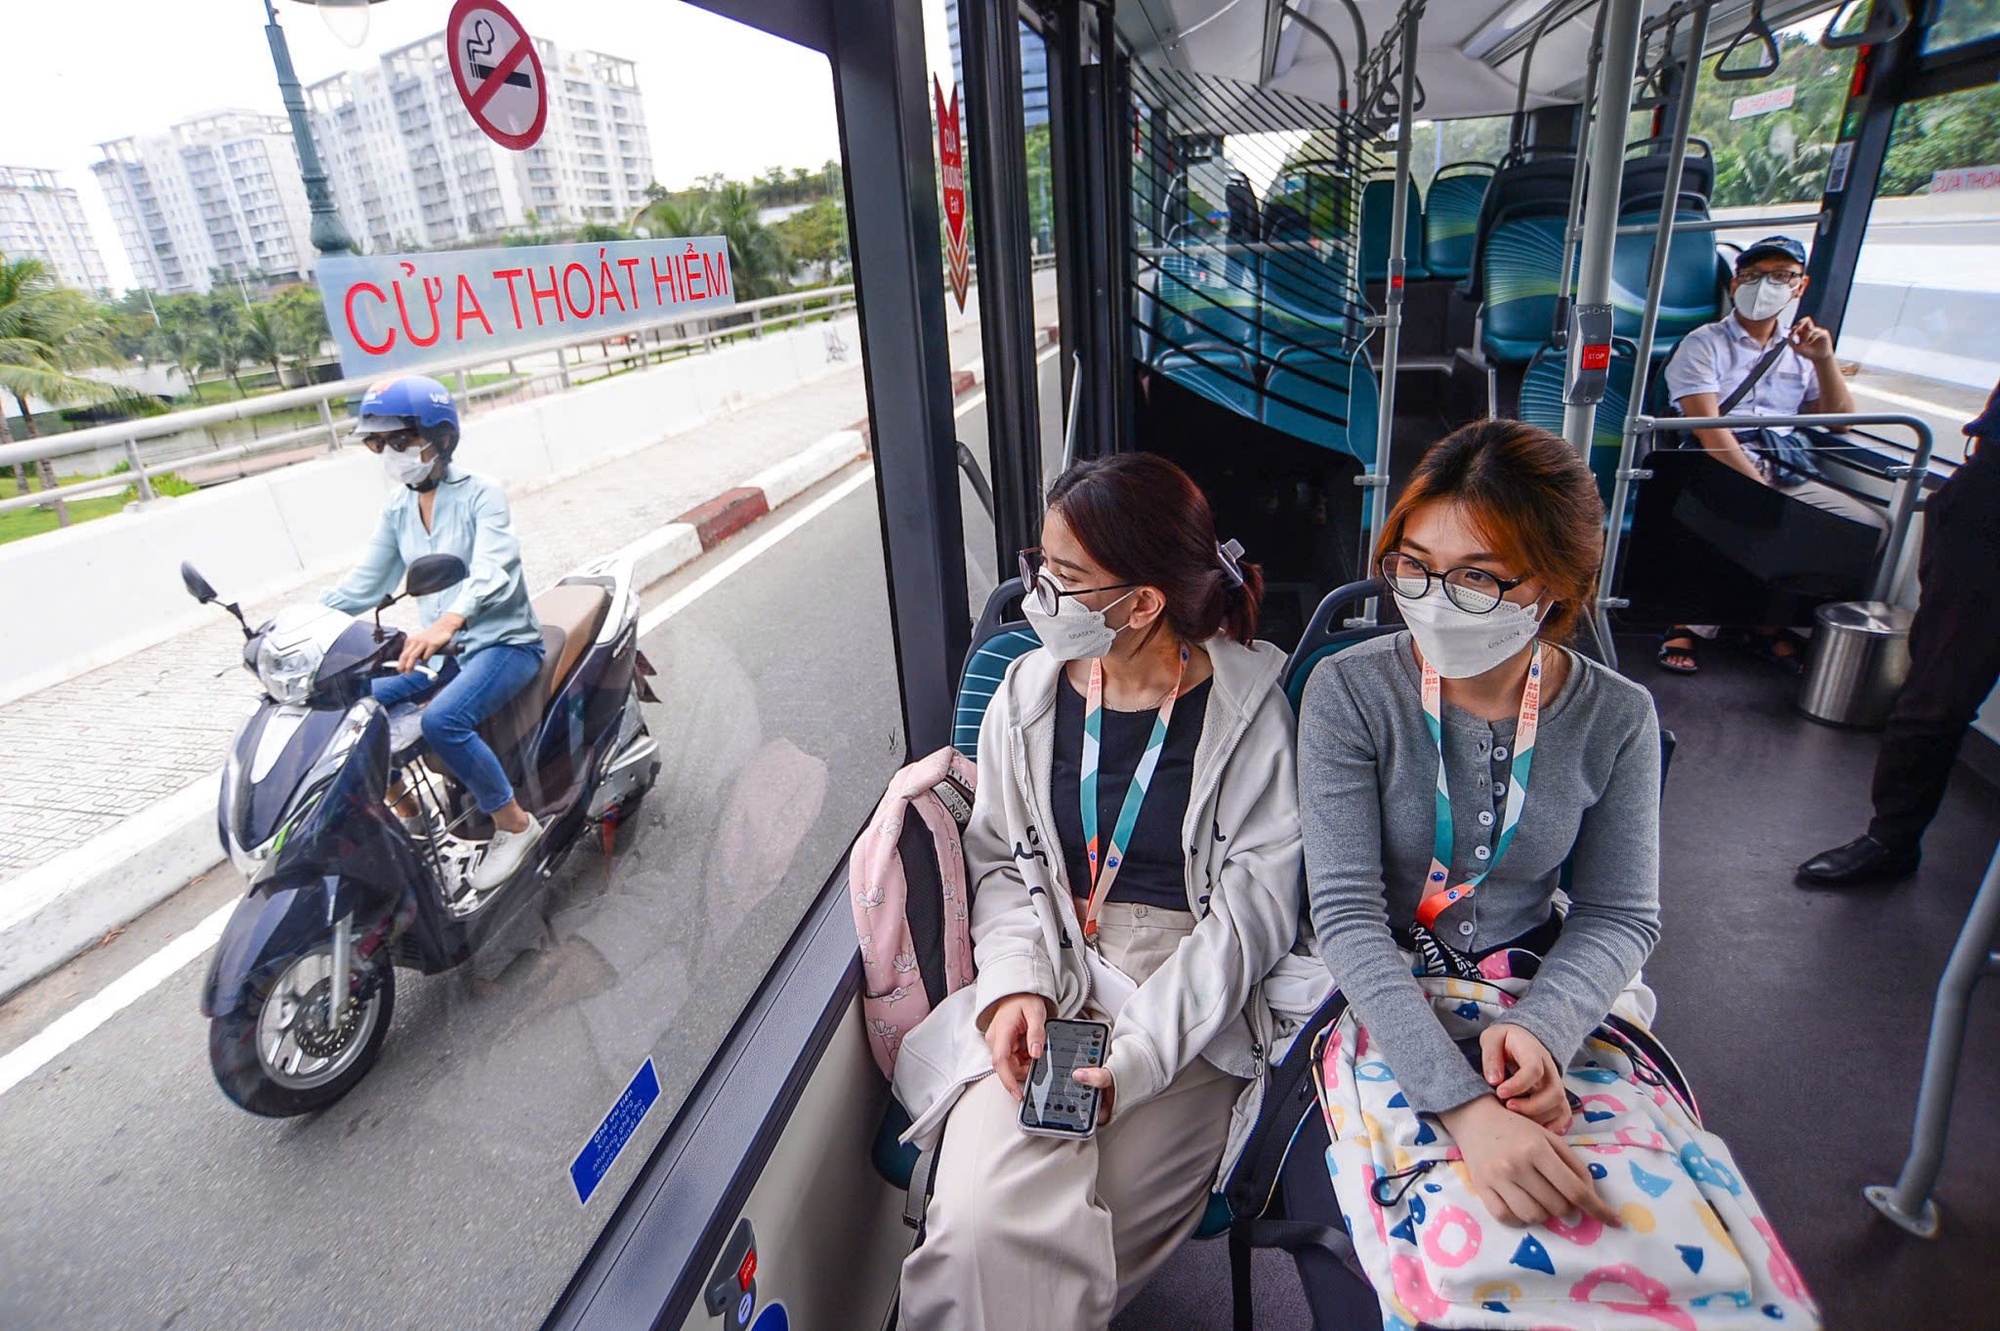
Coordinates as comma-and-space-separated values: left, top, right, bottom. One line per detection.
1798, 600, 1915, 729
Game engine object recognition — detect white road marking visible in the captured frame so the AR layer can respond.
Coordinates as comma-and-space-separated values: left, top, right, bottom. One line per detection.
0, 902, 235, 1098
951, 341, 1062, 423
1848, 381, 1978, 421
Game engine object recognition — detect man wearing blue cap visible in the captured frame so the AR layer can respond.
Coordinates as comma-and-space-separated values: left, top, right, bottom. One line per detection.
323, 374, 549, 893
1800, 381, 2000, 886
1657, 235, 1884, 674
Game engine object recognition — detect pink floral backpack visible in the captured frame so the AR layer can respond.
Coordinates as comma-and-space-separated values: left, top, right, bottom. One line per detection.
849, 747, 978, 1078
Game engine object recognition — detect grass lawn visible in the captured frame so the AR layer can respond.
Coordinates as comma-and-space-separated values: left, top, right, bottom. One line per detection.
0, 469, 193, 546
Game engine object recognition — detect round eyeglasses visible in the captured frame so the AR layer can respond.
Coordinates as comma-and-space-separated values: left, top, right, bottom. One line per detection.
1380, 551, 1529, 615
1017, 548, 1135, 617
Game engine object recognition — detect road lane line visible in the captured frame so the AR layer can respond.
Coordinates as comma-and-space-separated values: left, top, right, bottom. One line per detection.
1848, 381, 1979, 421
0, 901, 235, 1098
950, 340, 1062, 425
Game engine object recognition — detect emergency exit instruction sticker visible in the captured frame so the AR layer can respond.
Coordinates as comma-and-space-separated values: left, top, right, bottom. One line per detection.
570, 1057, 660, 1204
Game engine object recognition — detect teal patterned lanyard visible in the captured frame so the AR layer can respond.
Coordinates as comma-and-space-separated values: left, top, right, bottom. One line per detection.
1079, 646, 1188, 939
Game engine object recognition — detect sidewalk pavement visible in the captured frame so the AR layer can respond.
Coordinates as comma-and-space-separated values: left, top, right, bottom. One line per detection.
0, 295, 1056, 997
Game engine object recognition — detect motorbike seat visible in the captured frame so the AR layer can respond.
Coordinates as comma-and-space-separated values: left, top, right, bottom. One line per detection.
474, 583, 612, 787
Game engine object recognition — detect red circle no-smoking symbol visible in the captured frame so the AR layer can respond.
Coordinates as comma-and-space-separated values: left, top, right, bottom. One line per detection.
446, 0, 549, 151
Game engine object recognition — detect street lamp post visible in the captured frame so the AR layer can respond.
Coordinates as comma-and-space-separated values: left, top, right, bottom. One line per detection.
263, 0, 358, 257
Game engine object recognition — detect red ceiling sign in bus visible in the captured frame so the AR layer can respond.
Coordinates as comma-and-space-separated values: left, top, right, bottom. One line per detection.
447, 0, 550, 151
935, 77, 971, 311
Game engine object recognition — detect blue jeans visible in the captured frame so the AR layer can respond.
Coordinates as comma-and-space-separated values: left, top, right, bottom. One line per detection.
372, 642, 544, 814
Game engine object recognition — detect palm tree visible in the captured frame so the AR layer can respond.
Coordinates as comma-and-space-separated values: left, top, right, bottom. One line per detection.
0, 255, 136, 520
242, 305, 289, 388
202, 321, 250, 398
638, 185, 789, 299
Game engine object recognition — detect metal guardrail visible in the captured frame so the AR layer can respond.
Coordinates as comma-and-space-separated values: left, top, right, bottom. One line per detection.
1629, 410, 1937, 603
0, 284, 859, 518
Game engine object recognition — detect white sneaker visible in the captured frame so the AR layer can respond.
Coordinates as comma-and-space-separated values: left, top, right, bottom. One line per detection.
470, 817, 546, 892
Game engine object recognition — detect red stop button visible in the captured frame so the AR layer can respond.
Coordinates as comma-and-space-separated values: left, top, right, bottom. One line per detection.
1579, 344, 1611, 371
737, 1248, 757, 1289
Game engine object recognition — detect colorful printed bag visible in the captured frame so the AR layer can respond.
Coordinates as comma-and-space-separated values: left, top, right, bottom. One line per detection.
1314, 956, 1820, 1330
849, 747, 979, 1078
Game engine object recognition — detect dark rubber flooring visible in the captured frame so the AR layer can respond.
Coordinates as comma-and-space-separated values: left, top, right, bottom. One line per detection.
1117, 633, 2000, 1331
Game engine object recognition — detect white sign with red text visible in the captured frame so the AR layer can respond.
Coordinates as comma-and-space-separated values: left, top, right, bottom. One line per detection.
447, 0, 548, 150
1931, 164, 2000, 195
1728, 85, 1796, 120
318, 238, 735, 377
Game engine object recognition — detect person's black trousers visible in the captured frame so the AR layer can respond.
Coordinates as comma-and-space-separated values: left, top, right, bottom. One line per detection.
1868, 445, 2000, 849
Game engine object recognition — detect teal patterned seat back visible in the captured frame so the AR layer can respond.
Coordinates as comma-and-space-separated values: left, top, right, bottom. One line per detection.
1264, 348, 1356, 461
1155, 249, 1259, 353
1516, 342, 1635, 521
1422, 172, 1489, 280
1157, 347, 1259, 417
953, 627, 1038, 760
1611, 213, 1723, 356
1481, 215, 1571, 366
1360, 178, 1428, 284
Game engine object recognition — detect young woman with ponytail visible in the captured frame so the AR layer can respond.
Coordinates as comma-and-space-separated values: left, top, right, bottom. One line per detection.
893, 452, 1320, 1330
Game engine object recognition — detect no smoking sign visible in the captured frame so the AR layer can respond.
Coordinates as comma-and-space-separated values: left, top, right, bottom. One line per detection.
446, 0, 549, 151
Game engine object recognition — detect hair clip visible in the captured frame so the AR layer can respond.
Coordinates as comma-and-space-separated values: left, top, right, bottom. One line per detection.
1216, 538, 1247, 588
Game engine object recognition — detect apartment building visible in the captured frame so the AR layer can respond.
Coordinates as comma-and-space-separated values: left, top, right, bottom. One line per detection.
0, 167, 111, 294
92, 111, 315, 295
308, 32, 654, 254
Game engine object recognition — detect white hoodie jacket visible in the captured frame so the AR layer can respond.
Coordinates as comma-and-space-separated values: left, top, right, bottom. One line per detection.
891, 635, 1335, 1186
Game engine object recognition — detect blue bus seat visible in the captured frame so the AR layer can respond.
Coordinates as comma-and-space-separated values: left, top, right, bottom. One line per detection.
1462, 152, 1574, 300
1422, 164, 1491, 280
1480, 213, 1573, 366
1611, 212, 1724, 357
1621, 140, 1714, 218
1262, 346, 1372, 464
954, 626, 1038, 760
1516, 341, 1636, 520
1153, 249, 1260, 355
1157, 347, 1259, 418
1360, 177, 1428, 284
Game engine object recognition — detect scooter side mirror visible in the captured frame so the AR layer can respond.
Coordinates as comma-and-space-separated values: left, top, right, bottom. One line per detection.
181, 561, 218, 605
404, 553, 469, 598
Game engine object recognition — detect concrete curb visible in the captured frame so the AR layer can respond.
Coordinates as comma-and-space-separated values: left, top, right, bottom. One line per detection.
0, 413, 880, 1003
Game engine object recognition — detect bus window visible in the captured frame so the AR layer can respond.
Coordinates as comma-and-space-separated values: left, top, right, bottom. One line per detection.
1839, 78, 2000, 462
1686, 17, 1857, 223
1923, 0, 2000, 52
0, 6, 902, 1328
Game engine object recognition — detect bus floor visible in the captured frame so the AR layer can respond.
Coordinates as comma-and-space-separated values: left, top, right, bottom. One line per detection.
1115, 632, 2000, 1331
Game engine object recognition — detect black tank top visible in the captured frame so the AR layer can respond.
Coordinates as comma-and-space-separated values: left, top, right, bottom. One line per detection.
1051, 674, 1212, 913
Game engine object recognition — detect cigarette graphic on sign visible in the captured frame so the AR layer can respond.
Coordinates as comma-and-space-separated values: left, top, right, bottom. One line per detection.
465, 19, 533, 88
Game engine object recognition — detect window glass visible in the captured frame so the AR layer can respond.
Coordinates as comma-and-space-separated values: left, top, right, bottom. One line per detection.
1405, 115, 1513, 193
0, 4, 898, 1326
1687, 18, 1857, 212
1921, 0, 2000, 52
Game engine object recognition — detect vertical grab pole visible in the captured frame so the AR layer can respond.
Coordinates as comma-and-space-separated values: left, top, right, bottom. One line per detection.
1595, 0, 1709, 668
1557, 2, 1612, 314
1561, 0, 1644, 455
1358, 1, 1421, 627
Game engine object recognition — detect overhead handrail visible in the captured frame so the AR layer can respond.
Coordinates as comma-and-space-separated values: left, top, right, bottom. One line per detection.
1822, 0, 1911, 50
1432, 159, 1497, 182
1278, 3, 1350, 110
1632, 7, 1680, 110
1626, 134, 1712, 159
1714, 0, 1781, 81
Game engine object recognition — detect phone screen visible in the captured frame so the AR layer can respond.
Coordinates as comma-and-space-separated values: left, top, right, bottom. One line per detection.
1020, 1019, 1108, 1136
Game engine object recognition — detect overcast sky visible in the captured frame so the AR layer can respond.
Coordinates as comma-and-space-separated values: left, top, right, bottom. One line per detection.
2, 0, 959, 294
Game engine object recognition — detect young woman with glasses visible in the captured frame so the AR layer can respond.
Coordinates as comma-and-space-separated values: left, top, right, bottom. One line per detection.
1297, 419, 1663, 1233
893, 452, 1326, 1330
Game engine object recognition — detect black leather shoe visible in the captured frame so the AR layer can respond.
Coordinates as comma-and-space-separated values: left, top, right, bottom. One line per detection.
1796, 835, 1920, 888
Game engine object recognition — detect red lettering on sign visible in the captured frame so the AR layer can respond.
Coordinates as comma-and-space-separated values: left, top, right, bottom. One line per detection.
492, 268, 530, 330
935, 76, 970, 310
453, 274, 493, 339
527, 265, 565, 326
685, 248, 707, 302
561, 262, 596, 320
393, 273, 443, 348
1580, 344, 1611, 371
650, 254, 682, 305
702, 249, 729, 299
344, 283, 396, 356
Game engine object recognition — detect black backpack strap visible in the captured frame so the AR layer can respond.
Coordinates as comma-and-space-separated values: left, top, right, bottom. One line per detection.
1718, 334, 1791, 415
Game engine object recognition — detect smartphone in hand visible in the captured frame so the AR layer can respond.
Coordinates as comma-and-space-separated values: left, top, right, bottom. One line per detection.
1018, 1018, 1110, 1139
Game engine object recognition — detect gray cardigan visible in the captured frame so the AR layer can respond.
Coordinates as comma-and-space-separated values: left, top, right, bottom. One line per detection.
1298, 632, 1662, 1114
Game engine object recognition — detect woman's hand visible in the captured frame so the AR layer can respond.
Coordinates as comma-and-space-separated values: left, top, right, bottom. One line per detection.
1439, 1096, 1620, 1229
1072, 1065, 1116, 1124
398, 613, 465, 673
1481, 1023, 1569, 1131
984, 993, 1052, 1100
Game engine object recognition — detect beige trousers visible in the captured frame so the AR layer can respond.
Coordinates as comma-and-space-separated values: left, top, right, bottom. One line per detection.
898, 902, 1247, 1331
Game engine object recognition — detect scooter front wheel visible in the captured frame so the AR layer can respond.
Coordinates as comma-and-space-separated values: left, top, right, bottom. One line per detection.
209, 941, 395, 1117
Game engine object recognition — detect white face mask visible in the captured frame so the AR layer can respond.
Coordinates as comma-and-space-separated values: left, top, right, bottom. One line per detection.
382, 446, 437, 487
1733, 275, 1796, 323
1398, 587, 1547, 679
1022, 587, 1139, 662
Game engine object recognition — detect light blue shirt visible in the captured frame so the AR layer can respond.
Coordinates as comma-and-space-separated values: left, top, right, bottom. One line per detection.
1662, 314, 1822, 418
323, 465, 542, 655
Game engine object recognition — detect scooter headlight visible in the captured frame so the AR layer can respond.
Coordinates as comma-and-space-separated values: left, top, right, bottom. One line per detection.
253, 604, 352, 704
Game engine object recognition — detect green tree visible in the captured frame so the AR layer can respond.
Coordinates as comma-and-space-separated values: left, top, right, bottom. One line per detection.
0, 255, 145, 520
201, 319, 250, 398
637, 181, 790, 298
241, 305, 291, 386
773, 197, 850, 283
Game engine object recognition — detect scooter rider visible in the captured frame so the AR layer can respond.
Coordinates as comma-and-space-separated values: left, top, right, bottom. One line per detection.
322, 374, 548, 891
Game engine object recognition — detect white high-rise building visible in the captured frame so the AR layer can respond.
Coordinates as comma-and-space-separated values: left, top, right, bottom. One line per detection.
0, 167, 111, 294
308, 33, 654, 254
92, 111, 316, 295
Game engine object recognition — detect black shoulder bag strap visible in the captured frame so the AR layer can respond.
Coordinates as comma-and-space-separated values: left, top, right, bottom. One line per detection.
1719, 332, 1792, 415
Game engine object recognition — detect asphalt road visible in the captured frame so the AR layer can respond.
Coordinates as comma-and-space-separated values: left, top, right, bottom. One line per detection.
0, 350, 1064, 1331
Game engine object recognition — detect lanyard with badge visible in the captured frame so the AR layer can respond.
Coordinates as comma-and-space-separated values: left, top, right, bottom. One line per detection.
1078, 646, 1189, 940
1413, 642, 1542, 930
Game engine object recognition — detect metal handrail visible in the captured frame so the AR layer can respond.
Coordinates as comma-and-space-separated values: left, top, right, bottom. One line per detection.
0, 283, 861, 509
1630, 410, 1937, 603
1612, 209, 1820, 235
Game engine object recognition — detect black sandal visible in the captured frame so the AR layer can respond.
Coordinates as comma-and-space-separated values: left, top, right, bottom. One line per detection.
1657, 629, 1699, 675
1756, 630, 1807, 677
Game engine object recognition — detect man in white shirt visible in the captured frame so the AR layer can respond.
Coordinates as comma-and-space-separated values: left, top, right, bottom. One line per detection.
1655, 235, 1884, 673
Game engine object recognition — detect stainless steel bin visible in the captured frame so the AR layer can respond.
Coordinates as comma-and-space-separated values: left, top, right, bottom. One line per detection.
1798, 600, 1915, 728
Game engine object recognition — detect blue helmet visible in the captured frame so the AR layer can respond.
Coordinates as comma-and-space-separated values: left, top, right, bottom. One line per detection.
353, 374, 460, 451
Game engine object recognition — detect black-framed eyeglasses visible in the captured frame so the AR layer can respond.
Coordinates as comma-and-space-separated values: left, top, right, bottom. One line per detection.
1018, 548, 1136, 616
362, 429, 424, 454
1380, 551, 1530, 615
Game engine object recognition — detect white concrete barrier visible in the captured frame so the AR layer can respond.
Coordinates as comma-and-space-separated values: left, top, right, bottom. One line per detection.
0, 315, 858, 707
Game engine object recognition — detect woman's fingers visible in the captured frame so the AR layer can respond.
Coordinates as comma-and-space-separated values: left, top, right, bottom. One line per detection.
1022, 998, 1047, 1060
1516, 1167, 1575, 1224
1491, 1180, 1545, 1227
1546, 1134, 1623, 1225
987, 1010, 1025, 1098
